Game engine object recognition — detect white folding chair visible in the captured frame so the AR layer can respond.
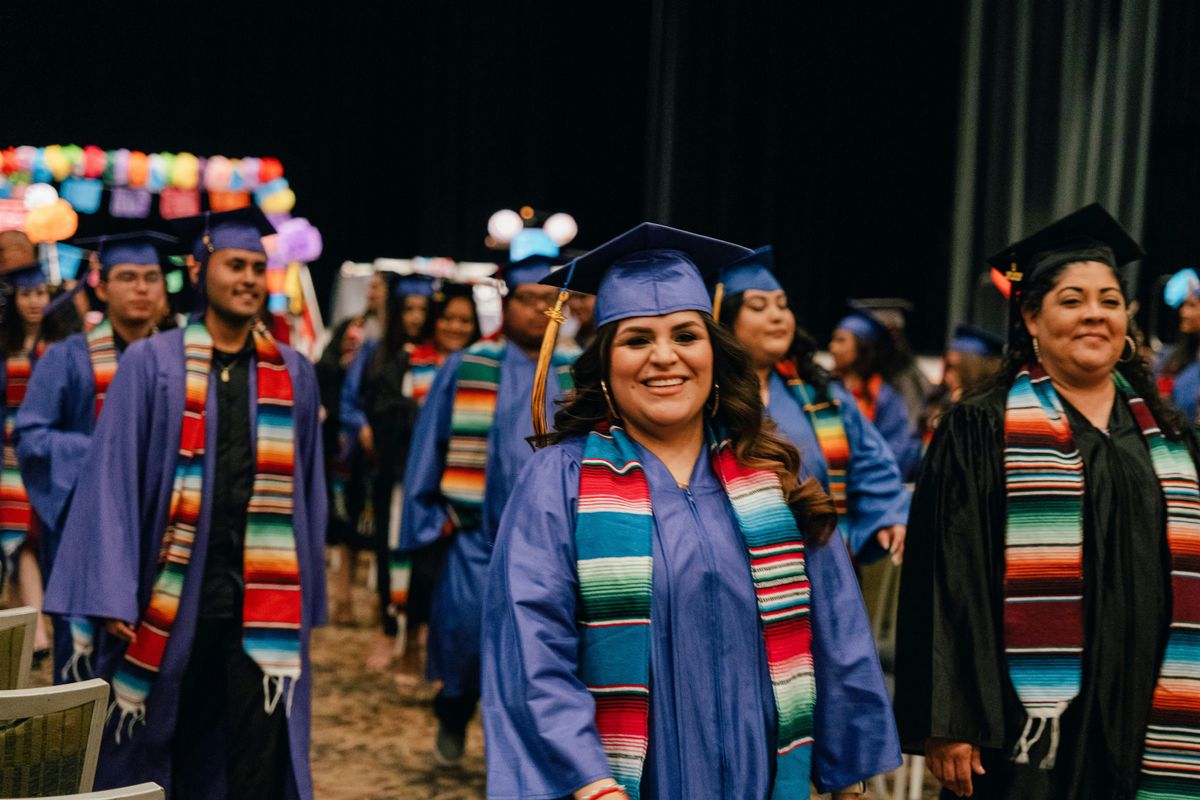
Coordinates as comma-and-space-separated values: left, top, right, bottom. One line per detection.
14, 783, 164, 800
0, 678, 110, 796
0, 606, 38, 690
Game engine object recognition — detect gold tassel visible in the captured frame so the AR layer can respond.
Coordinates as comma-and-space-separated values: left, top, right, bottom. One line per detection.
531, 290, 570, 439
711, 282, 725, 323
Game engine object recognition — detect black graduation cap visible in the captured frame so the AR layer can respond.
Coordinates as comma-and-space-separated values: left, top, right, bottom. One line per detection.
986, 203, 1144, 285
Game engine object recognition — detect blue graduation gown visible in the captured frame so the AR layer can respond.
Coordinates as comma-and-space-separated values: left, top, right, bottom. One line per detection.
339, 338, 376, 440
854, 379, 922, 481
15, 333, 108, 679
482, 437, 902, 799
766, 373, 910, 561
42, 328, 328, 800
1172, 361, 1200, 422
400, 343, 563, 697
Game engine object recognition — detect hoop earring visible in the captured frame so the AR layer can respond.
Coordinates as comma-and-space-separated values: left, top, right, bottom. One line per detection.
1032, 337, 1042, 363
710, 382, 720, 419
1120, 335, 1137, 363
600, 380, 620, 421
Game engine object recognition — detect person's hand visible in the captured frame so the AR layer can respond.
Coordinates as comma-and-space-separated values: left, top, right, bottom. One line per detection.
926, 737, 984, 797
876, 523, 907, 565
103, 618, 137, 643
359, 424, 375, 456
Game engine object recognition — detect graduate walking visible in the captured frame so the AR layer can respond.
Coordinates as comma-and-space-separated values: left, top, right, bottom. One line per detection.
399, 241, 574, 766
482, 223, 900, 800
44, 207, 327, 800
896, 205, 1200, 799
16, 231, 173, 682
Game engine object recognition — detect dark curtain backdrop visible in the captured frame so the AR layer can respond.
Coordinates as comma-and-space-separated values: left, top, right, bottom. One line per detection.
948, 0, 1161, 338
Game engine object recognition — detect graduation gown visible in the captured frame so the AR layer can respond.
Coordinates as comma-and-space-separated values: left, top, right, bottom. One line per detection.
14, 333, 109, 679
400, 343, 564, 697
43, 328, 328, 800
1171, 360, 1200, 423
863, 379, 923, 481
766, 373, 910, 560
895, 385, 1180, 800
482, 437, 901, 799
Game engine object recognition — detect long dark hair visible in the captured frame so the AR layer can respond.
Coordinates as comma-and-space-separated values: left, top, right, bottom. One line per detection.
995, 244, 1188, 439
1165, 331, 1200, 377
543, 314, 837, 543
417, 283, 481, 348
718, 290, 833, 396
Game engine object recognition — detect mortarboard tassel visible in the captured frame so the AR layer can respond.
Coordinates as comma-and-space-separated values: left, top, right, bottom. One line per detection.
531, 289, 571, 439
711, 281, 725, 323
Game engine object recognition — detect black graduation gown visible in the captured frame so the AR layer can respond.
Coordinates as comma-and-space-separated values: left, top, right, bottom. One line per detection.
895, 384, 1193, 800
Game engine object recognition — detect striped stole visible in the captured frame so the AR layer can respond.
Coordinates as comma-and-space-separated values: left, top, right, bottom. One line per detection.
776, 359, 850, 517
575, 424, 815, 799
86, 319, 119, 417
0, 353, 34, 579
1004, 366, 1200, 793
110, 322, 301, 740
439, 338, 573, 532
406, 342, 442, 404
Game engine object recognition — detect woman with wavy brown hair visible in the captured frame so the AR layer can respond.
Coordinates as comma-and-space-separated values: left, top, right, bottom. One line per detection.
480, 223, 899, 800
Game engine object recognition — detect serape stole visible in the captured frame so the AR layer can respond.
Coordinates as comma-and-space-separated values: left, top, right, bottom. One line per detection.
439, 338, 574, 532
61, 319, 123, 681
386, 343, 446, 615
1004, 365, 1200, 795
110, 321, 301, 741
776, 359, 850, 518
0, 352, 34, 580
575, 424, 815, 799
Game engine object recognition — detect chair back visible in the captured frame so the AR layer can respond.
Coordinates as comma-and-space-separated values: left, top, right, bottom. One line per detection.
14, 783, 165, 800
0, 679, 110, 797
0, 607, 37, 690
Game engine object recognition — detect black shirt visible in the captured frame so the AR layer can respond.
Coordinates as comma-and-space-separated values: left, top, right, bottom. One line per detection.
198, 335, 256, 619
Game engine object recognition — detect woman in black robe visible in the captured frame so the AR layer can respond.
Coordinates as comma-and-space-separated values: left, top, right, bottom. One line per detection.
896, 205, 1200, 800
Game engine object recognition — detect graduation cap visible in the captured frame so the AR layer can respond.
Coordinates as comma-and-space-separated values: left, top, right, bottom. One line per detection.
72, 231, 178, 274
708, 245, 782, 321
167, 206, 276, 263
393, 273, 436, 298
835, 301, 891, 344
948, 323, 1004, 358
1, 262, 48, 290
531, 222, 751, 436
1164, 268, 1200, 309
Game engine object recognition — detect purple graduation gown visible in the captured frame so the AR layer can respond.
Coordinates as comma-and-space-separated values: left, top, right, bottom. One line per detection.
766, 373, 910, 561
15, 333, 108, 679
400, 343, 563, 697
43, 328, 328, 800
482, 437, 901, 799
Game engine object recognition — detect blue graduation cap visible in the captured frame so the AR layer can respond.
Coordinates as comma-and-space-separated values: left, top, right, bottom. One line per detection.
835, 301, 891, 344
708, 245, 782, 321
541, 222, 751, 328
72, 231, 178, 275
1165, 268, 1200, 309
531, 222, 751, 436
168, 206, 275, 262
948, 323, 1004, 358
394, 273, 436, 298
2, 263, 48, 290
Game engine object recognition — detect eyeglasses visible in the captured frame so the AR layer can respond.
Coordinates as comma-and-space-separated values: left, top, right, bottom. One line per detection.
107, 271, 163, 286
509, 291, 557, 310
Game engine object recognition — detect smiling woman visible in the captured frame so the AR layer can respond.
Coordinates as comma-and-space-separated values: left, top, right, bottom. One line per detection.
897, 205, 1200, 800
481, 222, 900, 800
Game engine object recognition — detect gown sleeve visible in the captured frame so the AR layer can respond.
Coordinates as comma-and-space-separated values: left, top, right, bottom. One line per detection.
894, 396, 1009, 753
807, 530, 903, 792
832, 383, 911, 562
398, 352, 459, 551
14, 341, 92, 531
1172, 363, 1200, 423
873, 383, 923, 482
339, 339, 374, 439
481, 443, 613, 800
294, 356, 329, 628
42, 341, 155, 624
